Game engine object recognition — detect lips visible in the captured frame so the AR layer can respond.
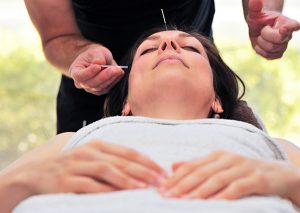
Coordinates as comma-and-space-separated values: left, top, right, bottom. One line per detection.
153, 54, 188, 69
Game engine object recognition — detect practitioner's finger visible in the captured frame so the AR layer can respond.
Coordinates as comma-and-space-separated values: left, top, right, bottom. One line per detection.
254, 44, 287, 59
83, 67, 125, 95
71, 63, 103, 83
257, 35, 289, 52
260, 25, 292, 44
83, 66, 124, 89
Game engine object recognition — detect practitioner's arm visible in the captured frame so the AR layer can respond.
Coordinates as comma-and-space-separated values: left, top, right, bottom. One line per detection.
24, 0, 124, 95
24, 0, 91, 74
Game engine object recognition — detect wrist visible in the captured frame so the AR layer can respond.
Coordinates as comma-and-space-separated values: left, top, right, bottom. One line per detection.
287, 168, 300, 208
44, 34, 106, 74
0, 172, 33, 212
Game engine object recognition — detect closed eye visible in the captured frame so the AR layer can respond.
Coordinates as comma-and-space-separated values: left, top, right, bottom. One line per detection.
140, 48, 157, 55
182, 46, 201, 54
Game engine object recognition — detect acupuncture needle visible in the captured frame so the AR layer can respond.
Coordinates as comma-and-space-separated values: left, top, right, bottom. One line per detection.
101, 65, 128, 69
161, 9, 168, 30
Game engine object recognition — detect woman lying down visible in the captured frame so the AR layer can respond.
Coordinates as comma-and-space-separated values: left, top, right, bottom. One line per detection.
1, 28, 300, 213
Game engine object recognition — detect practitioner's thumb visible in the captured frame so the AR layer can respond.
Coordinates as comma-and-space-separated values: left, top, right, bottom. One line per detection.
247, 0, 263, 19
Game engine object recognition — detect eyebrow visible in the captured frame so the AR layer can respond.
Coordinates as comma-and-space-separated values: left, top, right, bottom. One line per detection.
145, 33, 193, 41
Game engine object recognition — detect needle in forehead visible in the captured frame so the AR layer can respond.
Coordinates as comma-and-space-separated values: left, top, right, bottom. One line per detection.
161, 9, 168, 31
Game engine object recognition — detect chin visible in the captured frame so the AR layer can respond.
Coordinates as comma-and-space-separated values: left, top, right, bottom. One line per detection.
154, 65, 189, 82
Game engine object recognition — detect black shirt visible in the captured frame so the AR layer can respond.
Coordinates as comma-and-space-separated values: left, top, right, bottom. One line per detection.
57, 0, 215, 133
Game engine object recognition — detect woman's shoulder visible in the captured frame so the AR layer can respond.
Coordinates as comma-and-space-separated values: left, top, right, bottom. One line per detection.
23, 132, 75, 159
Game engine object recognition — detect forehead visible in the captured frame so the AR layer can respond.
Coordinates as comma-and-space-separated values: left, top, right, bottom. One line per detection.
146, 30, 194, 40
139, 30, 201, 46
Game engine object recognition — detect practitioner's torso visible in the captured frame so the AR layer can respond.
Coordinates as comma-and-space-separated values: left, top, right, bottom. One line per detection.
71, 0, 215, 62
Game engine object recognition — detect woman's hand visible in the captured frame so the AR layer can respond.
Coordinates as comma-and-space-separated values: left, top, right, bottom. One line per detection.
8, 140, 166, 196
158, 150, 300, 201
0, 139, 166, 213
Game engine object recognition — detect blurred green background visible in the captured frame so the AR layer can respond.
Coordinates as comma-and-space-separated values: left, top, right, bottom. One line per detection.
0, 1, 299, 169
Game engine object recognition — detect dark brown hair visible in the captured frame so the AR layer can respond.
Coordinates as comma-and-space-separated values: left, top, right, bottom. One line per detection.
103, 26, 245, 118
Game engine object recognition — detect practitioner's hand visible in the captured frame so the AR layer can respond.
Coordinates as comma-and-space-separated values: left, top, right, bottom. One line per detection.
9, 140, 166, 196
247, 0, 300, 59
69, 45, 125, 95
158, 150, 300, 201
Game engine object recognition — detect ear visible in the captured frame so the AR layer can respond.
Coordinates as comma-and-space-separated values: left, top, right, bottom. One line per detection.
211, 97, 224, 114
122, 102, 131, 116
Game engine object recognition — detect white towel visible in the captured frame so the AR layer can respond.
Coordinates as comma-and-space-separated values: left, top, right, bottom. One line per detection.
13, 116, 296, 213
14, 189, 296, 213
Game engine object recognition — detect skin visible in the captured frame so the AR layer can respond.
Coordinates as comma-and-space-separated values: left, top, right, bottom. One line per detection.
124, 31, 300, 206
159, 151, 300, 203
1, 31, 300, 213
0, 133, 166, 213
24, 0, 124, 95
123, 31, 223, 119
24, 0, 299, 96
243, 0, 300, 59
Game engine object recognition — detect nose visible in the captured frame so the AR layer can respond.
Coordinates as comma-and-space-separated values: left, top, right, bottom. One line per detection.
158, 39, 180, 53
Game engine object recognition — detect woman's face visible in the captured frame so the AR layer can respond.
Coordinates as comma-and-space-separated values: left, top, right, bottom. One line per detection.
124, 30, 222, 119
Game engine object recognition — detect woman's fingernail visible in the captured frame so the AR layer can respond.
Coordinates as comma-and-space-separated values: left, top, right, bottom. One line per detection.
137, 182, 148, 188
158, 186, 167, 193
182, 194, 193, 199
156, 175, 167, 185
163, 191, 174, 198
160, 171, 168, 177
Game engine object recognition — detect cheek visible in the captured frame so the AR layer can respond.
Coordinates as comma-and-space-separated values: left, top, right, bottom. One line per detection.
188, 56, 216, 103
128, 60, 144, 87
192, 56, 214, 88
128, 55, 155, 82
127, 59, 150, 99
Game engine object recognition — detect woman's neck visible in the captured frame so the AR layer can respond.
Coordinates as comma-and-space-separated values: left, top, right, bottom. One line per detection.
131, 96, 211, 120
